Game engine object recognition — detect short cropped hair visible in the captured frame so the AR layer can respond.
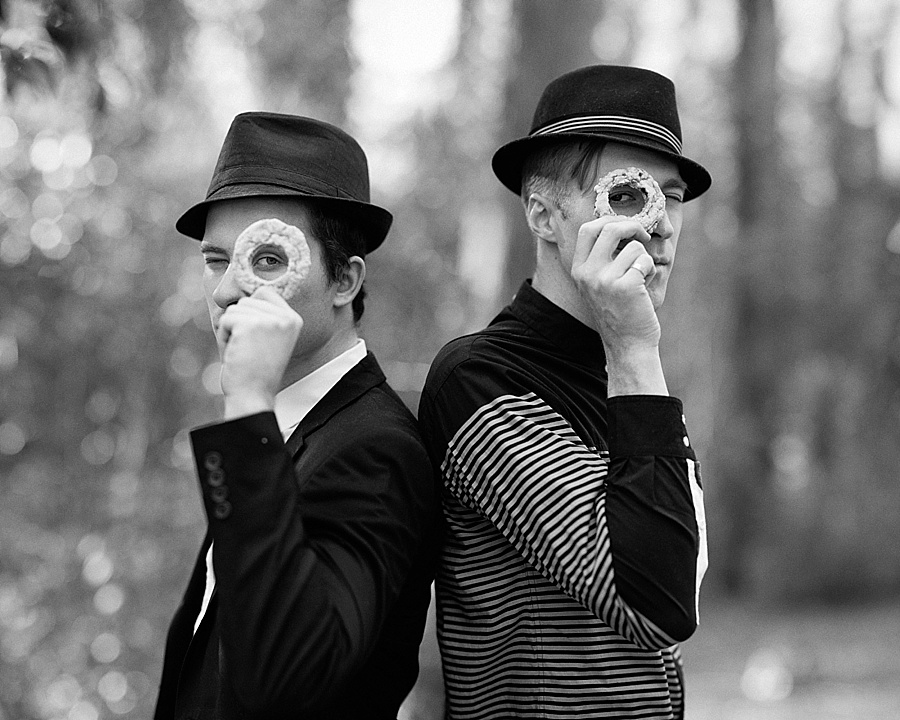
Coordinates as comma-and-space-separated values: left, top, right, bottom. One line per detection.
520, 140, 607, 215
304, 203, 368, 323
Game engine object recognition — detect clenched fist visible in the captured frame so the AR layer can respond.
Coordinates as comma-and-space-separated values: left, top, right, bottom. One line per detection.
216, 286, 303, 419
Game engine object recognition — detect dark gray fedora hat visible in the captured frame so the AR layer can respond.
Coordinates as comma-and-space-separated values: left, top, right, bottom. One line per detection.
176, 112, 393, 252
492, 65, 712, 201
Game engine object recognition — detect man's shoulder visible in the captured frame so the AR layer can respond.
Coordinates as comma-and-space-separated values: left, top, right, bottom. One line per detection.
425, 322, 526, 393
426, 333, 482, 383
300, 372, 435, 501
355, 377, 419, 429
318, 362, 422, 448
418, 321, 545, 447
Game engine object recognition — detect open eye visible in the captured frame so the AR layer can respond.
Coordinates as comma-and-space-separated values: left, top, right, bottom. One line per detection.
607, 185, 646, 217
255, 254, 283, 268
250, 243, 288, 276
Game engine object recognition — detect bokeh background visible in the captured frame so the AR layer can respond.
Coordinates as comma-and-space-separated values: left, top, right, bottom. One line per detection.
0, 0, 899, 718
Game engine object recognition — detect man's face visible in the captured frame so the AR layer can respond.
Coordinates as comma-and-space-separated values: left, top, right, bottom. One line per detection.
199, 196, 340, 370
556, 141, 687, 309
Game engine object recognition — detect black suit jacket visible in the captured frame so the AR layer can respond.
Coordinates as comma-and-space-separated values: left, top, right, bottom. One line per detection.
154, 353, 440, 720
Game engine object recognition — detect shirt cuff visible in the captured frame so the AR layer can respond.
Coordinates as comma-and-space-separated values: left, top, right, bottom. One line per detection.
606, 395, 694, 458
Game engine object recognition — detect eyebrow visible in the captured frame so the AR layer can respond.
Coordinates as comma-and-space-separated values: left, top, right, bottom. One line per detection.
199, 241, 228, 254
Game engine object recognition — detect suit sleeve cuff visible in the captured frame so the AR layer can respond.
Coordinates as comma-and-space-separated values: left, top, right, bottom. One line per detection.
606, 395, 694, 458
190, 412, 288, 523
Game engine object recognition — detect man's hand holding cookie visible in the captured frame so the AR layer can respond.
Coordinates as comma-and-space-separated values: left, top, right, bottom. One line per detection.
217, 286, 303, 419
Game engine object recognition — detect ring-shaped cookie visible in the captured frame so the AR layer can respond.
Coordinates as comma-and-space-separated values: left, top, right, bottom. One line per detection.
593, 166, 666, 234
233, 218, 312, 300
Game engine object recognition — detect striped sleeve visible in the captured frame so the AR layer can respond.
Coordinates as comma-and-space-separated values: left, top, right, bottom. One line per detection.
431, 369, 707, 648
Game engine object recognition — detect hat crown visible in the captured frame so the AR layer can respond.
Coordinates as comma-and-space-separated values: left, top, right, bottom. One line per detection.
530, 65, 682, 147
176, 112, 393, 251
490, 64, 711, 201
209, 113, 372, 203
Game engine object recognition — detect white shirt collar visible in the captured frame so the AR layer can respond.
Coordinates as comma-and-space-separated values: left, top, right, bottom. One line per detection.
274, 339, 367, 438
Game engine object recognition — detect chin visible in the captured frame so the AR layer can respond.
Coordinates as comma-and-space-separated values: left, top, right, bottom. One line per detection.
649, 285, 667, 310
649, 271, 670, 309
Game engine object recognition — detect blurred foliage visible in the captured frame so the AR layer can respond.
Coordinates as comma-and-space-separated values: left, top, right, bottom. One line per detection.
0, 0, 899, 719
0, 0, 213, 717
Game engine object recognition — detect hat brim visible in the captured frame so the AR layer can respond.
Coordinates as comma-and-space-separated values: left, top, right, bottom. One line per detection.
492, 133, 712, 202
175, 183, 393, 253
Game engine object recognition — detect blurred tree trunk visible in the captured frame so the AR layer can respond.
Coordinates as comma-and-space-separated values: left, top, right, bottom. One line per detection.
716, 0, 900, 600
803, 2, 900, 598
257, 0, 353, 125
715, 0, 783, 596
497, 1, 604, 303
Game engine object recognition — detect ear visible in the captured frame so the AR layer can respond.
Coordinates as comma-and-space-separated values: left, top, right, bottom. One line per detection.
525, 192, 561, 245
332, 256, 366, 309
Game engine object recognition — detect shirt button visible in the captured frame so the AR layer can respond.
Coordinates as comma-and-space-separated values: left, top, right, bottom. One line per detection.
213, 501, 232, 520
204, 452, 223, 471
207, 468, 225, 487
683, 436, 690, 447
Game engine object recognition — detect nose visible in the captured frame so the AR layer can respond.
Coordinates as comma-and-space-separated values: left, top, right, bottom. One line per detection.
652, 207, 675, 242
211, 262, 247, 309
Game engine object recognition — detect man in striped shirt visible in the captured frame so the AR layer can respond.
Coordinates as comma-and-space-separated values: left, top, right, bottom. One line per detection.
418, 65, 711, 719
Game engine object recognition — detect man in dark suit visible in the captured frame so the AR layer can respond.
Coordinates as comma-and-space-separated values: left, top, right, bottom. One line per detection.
154, 113, 439, 720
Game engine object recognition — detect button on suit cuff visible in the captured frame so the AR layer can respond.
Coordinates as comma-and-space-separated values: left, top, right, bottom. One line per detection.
190, 412, 287, 524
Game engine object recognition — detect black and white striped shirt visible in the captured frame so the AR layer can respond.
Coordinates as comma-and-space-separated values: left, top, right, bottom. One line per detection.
419, 281, 708, 720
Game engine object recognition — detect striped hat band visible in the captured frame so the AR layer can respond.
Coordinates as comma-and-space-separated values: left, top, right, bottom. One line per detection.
531, 115, 683, 155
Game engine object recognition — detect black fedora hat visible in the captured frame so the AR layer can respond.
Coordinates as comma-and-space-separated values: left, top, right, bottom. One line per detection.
176, 112, 393, 252
492, 65, 711, 201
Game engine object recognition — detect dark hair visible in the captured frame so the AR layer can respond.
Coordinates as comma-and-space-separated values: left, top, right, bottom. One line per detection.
520, 139, 607, 214
304, 203, 368, 323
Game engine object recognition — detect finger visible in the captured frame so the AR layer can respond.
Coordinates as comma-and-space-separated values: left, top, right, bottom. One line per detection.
215, 319, 232, 351
220, 287, 290, 317
217, 308, 238, 339
231, 296, 290, 315
219, 297, 303, 339
573, 216, 650, 270
250, 284, 290, 306
571, 216, 625, 268
224, 295, 297, 325
219, 304, 299, 337
218, 302, 266, 334
608, 239, 650, 275
626, 253, 656, 280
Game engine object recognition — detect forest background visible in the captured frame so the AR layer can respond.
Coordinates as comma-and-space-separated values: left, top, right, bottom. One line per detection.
0, 0, 898, 718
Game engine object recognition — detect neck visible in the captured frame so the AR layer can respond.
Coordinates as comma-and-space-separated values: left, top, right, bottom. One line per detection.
531, 245, 596, 330
279, 325, 360, 390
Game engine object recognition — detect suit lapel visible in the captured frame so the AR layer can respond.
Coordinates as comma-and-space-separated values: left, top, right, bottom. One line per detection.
283, 352, 385, 460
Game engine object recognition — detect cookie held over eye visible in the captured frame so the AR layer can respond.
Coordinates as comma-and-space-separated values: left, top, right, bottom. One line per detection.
593, 166, 666, 234
233, 218, 312, 300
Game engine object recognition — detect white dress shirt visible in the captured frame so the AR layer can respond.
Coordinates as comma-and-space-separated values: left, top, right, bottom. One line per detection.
193, 339, 368, 634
